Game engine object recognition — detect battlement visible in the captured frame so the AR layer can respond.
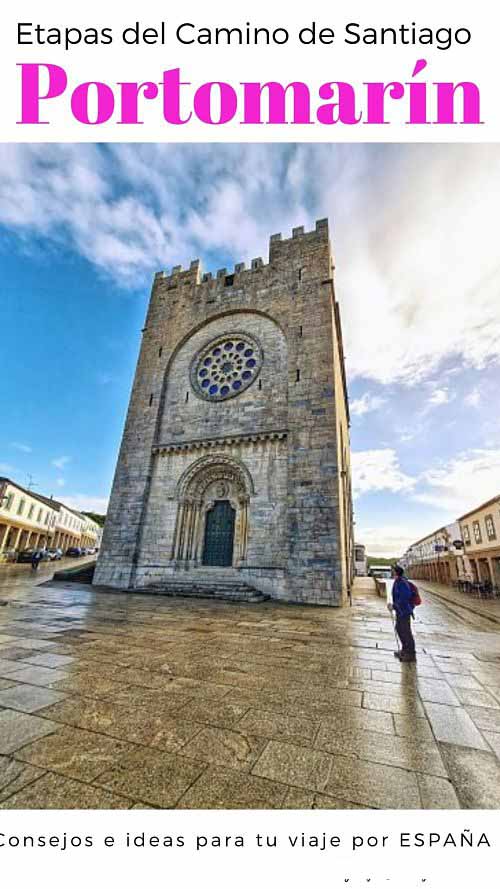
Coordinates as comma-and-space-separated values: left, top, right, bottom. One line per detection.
154, 219, 330, 287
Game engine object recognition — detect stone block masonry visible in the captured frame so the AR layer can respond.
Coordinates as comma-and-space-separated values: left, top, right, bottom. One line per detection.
94, 219, 354, 605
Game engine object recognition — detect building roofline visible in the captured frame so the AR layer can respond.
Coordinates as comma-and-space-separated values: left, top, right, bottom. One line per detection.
407, 520, 462, 549
0, 477, 61, 512
0, 477, 96, 524
457, 495, 500, 522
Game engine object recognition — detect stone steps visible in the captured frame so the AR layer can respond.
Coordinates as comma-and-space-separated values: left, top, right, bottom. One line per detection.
135, 578, 269, 603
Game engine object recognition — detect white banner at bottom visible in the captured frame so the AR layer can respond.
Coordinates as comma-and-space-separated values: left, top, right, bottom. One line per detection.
0, 809, 498, 889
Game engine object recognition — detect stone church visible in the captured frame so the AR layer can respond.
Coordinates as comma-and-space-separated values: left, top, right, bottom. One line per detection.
94, 219, 354, 605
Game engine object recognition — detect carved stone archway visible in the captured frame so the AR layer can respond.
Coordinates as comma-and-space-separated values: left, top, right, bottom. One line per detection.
171, 455, 253, 568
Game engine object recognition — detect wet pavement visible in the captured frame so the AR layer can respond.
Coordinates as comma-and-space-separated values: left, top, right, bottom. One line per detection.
1, 567, 500, 809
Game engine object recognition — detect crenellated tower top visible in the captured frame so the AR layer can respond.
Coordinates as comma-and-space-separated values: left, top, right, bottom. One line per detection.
153, 218, 331, 289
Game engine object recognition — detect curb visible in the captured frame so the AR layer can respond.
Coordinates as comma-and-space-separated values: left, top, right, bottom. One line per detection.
420, 583, 500, 627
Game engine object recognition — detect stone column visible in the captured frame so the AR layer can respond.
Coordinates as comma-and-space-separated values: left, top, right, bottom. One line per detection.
13, 527, 23, 551
192, 503, 206, 565
0, 524, 11, 552
189, 502, 202, 566
238, 498, 249, 563
180, 502, 193, 564
172, 501, 187, 562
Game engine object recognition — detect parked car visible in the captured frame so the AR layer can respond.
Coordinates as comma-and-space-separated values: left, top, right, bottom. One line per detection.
66, 547, 83, 557
369, 565, 393, 579
17, 548, 51, 564
46, 547, 63, 561
0, 548, 19, 563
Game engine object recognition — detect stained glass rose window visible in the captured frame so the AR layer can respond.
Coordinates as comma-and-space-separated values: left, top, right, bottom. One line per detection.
191, 333, 263, 401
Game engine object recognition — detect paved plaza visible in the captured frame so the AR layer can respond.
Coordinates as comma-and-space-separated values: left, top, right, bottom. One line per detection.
1, 566, 500, 809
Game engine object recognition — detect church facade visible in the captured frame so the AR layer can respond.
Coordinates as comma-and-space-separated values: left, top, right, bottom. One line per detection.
94, 219, 354, 605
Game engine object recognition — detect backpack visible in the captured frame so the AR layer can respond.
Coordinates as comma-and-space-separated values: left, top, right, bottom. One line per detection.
409, 581, 422, 606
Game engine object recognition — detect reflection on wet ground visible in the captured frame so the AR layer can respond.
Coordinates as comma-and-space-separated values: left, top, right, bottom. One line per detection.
1, 569, 500, 809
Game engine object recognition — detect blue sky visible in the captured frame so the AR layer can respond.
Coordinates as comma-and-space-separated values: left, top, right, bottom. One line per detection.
1, 143, 499, 555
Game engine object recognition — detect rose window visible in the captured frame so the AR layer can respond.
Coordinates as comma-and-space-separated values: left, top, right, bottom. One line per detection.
191, 333, 263, 401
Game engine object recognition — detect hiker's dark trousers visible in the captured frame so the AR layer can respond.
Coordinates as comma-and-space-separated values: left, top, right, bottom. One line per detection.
395, 614, 415, 656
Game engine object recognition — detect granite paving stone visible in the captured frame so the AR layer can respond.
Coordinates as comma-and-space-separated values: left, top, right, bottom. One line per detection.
393, 715, 435, 741
251, 740, 333, 791
315, 725, 447, 776
177, 764, 288, 808
484, 731, 500, 757
416, 774, 460, 809
465, 705, 500, 732
281, 787, 316, 808
316, 706, 395, 736
313, 793, 366, 809
38, 698, 131, 737
105, 710, 204, 752
0, 658, 23, 677
444, 674, 484, 691
453, 687, 500, 709
425, 703, 489, 749
21, 653, 76, 669
0, 772, 131, 809
0, 709, 58, 754
362, 692, 425, 717
182, 726, 267, 772
49, 674, 136, 700
15, 725, 136, 781
440, 744, 500, 808
417, 679, 461, 706
0, 684, 66, 713
3, 666, 70, 687
323, 754, 421, 808
0, 755, 45, 802
237, 709, 320, 745
95, 748, 206, 807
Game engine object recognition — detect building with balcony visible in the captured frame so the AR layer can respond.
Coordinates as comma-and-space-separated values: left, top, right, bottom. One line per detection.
403, 521, 470, 585
458, 495, 500, 585
0, 477, 102, 558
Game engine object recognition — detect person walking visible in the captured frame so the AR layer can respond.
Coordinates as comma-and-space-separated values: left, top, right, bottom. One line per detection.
389, 565, 416, 662
31, 550, 43, 571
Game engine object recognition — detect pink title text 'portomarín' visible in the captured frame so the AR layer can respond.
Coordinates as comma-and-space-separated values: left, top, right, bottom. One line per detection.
17, 62, 483, 126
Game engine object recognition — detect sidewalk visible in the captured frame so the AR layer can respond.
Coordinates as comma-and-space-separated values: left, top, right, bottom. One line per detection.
414, 579, 500, 626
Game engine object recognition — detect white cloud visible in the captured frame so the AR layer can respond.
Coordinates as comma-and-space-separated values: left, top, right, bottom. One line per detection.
0, 463, 15, 474
464, 387, 481, 408
2, 144, 499, 387
350, 393, 386, 417
51, 456, 71, 470
427, 388, 452, 409
334, 145, 500, 385
11, 442, 32, 453
352, 449, 415, 498
55, 478, 65, 488
415, 449, 500, 515
356, 524, 426, 559
62, 494, 108, 514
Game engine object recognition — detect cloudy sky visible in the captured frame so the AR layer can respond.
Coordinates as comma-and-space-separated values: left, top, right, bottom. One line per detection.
1, 143, 499, 555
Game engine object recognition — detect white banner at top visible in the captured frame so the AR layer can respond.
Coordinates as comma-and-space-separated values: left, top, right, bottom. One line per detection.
0, 0, 498, 141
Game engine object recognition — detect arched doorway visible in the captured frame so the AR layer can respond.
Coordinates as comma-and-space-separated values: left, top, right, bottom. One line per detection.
202, 500, 236, 567
172, 455, 253, 568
